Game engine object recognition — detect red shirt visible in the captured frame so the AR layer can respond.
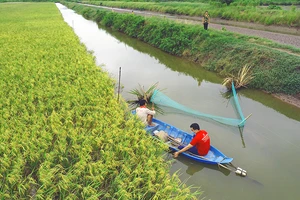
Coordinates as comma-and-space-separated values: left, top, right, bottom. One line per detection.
190, 130, 210, 156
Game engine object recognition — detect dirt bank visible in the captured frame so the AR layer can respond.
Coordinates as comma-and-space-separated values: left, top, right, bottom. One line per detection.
273, 93, 300, 108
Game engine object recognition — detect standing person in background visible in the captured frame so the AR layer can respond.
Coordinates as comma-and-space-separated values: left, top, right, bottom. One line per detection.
202, 11, 210, 30
136, 99, 156, 126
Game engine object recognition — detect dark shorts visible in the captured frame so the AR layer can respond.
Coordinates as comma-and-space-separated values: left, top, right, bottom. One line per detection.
178, 145, 199, 155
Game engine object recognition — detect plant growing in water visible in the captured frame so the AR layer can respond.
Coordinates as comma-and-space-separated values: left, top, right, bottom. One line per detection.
222, 64, 254, 90
127, 82, 164, 114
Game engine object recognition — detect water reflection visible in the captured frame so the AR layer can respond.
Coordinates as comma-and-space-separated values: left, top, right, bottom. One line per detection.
240, 89, 300, 121
238, 126, 246, 148
166, 152, 230, 176
97, 24, 222, 86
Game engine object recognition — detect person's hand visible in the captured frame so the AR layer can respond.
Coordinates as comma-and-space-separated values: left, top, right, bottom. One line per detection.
174, 151, 180, 158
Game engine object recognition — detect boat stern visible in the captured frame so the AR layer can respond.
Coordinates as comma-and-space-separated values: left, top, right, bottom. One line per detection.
219, 157, 234, 164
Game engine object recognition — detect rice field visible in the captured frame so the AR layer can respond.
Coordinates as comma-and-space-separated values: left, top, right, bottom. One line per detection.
0, 2, 200, 199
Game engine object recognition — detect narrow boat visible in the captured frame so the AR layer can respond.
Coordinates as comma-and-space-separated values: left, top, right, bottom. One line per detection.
145, 117, 233, 165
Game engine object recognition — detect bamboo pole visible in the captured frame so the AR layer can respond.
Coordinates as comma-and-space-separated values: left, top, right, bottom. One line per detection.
238, 113, 252, 127
117, 67, 121, 102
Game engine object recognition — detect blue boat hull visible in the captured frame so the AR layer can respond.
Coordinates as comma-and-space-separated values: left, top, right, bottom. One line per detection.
145, 118, 233, 165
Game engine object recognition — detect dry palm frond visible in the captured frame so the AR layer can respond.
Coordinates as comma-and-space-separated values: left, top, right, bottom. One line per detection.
128, 82, 158, 102
235, 64, 254, 88
127, 82, 164, 114
222, 76, 234, 90
222, 65, 255, 90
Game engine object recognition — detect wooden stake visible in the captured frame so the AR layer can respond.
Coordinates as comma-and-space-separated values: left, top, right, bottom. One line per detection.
117, 67, 121, 102
238, 113, 252, 127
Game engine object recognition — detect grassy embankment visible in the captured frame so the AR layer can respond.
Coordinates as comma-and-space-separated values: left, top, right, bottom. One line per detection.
82, 0, 300, 5
0, 0, 57, 2
0, 2, 200, 199
231, 0, 300, 5
62, 2, 300, 95
81, 0, 300, 27
147, 0, 300, 6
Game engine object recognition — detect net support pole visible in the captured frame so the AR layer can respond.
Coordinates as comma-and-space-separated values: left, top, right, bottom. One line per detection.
117, 67, 121, 102
238, 113, 252, 127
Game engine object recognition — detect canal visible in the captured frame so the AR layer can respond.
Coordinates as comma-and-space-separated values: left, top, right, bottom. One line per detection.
57, 3, 300, 200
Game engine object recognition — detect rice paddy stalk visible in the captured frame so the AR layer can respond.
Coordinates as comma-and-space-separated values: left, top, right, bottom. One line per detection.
0, 3, 201, 199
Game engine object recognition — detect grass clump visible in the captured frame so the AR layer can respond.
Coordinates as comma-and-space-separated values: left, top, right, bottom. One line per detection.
222, 64, 255, 90
127, 83, 165, 114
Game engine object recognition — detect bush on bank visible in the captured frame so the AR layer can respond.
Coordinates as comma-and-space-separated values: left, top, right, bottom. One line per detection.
62, 2, 300, 95
0, 2, 200, 199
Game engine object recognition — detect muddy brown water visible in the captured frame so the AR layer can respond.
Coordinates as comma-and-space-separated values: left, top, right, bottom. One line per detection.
57, 4, 300, 200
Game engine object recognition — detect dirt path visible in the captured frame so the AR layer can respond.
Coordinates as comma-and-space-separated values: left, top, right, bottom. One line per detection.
174, 17, 300, 50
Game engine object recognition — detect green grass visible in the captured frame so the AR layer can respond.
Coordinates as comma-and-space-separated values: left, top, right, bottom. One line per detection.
79, 0, 300, 5
233, 0, 300, 5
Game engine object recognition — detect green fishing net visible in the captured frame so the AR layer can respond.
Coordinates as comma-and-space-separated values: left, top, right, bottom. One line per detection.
150, 83, 246, 127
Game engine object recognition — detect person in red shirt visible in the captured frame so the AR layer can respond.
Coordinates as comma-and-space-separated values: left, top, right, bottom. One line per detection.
174, 123, 210, 158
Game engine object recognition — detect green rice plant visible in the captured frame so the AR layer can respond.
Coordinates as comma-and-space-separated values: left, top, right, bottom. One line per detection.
0, 3, 201, 199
